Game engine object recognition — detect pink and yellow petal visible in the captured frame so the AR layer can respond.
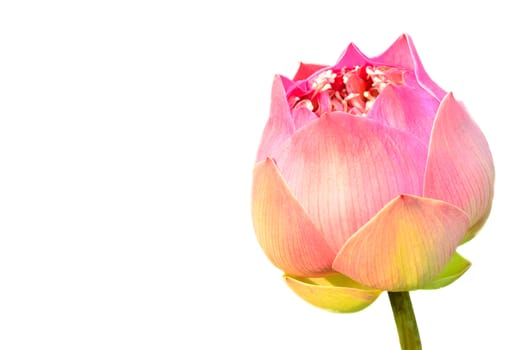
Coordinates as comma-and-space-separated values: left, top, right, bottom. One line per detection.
255, 76, 295, 162
421, 252, 471, 290
332, 195, 470, 291
284, 274, 381, 313
251, 158, 335, 276
275, 112, 427, 253
373, 34, 446, 101
424, 93, 495, 241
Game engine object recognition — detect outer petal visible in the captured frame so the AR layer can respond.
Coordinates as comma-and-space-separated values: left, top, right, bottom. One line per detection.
423, 93, 494, 241
293, 62, 328, 81
421, 252, 471, 290
251, 158, 335, 276
255, 76, 294, 162
333, 195, 470, 291
368, 85, 439, 145
284, 274, 381, 313
275, 113, 427, 253
373, 34, 445, 101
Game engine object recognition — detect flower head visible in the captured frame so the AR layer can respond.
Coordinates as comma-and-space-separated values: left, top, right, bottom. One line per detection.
251, 34, 494, 312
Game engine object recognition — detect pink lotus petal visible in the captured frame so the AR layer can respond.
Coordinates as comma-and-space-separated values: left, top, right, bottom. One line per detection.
293, 62, 328, 81
291, 107, 318, 129
275, 112, 427, 253
368, 84, 439, 145
256, 76, 295, 162
333, 195, 470, 291
251, 158, 335, 276
334, 42, 369, 69
278, 74, 299, 96
424, 93, 495, 241
373, 34, 446, 101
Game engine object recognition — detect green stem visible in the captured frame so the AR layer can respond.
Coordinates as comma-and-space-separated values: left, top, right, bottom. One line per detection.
388, 292, 422, 350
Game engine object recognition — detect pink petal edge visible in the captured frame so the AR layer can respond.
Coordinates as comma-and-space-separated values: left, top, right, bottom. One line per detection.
255, 76, 295, 162
293, 62, 328, 81
334, 42, 369, 69
374, 34, 446, 101
424, 93, 494, 240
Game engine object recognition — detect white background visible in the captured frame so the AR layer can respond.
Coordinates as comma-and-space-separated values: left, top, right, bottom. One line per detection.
0, 1, 526, 349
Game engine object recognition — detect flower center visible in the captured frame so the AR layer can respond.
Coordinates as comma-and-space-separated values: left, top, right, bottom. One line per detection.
290, 65, 404, 117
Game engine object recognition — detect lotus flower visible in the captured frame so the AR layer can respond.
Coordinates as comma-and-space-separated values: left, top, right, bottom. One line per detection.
251, 34, 494, 312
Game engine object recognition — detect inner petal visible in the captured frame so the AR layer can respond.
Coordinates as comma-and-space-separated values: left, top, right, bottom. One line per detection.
288, 65, 405, 117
